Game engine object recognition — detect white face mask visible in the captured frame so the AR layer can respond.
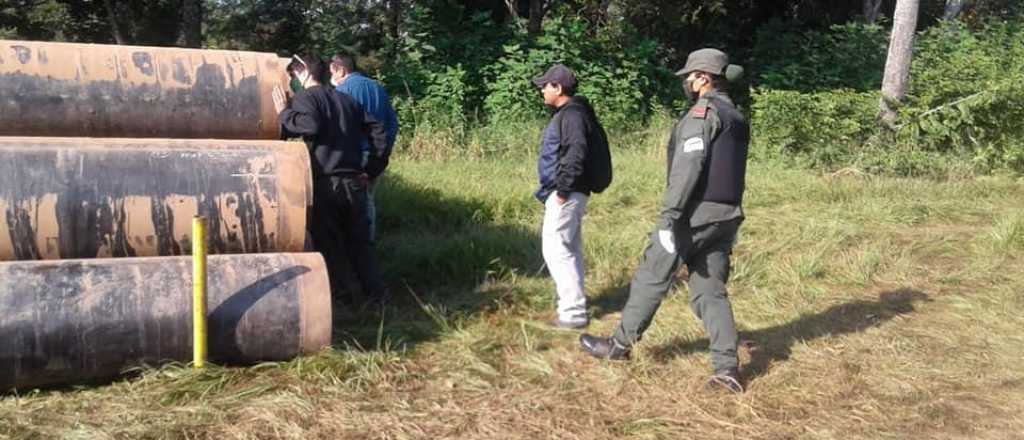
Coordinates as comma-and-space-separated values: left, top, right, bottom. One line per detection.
684, 75, 705, 102
296, 71, 310, 88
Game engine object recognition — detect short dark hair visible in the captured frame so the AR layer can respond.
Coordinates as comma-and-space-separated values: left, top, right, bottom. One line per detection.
709, 73, 728, 90
331, 53, 358, 73
287, 54, 328, 84
696, 72, 727, 91
557, 83, 576, 97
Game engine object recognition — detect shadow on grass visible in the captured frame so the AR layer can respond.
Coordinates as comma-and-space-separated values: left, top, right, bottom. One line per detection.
590, 283, 630, 320
329, 173, 543, 350
588, 267, 689, 320
647, 288, 930, 380
0, 174, 541, 392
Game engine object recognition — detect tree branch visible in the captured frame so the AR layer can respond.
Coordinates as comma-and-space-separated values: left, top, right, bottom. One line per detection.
103, 0, 127, 44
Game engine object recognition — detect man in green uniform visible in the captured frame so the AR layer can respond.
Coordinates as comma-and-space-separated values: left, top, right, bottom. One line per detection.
579, 48, 750, 393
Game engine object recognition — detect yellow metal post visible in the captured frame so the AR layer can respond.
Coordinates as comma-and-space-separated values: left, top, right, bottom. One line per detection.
192, 216, 208, 368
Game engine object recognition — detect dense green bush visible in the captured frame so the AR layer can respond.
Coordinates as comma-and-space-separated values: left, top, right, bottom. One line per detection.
899, 20, 1024, 171
390, 64, 470, 131
750, 88, 879, 167
381, 4, 512, 131
751, 21, 889, 92
750, 18, 1024, 174
377, 3, 671, 138
383, 10, 1024, 174
483, 14, 667, 130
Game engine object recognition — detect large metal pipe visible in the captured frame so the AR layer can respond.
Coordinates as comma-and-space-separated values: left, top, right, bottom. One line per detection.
0, 40, 288, 139
0, 252, 332, 391
0, 137, 311, 261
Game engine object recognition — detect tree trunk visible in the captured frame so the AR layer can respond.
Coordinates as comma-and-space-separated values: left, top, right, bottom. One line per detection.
103, 0, 127, 44
879, 0, 920, 127
176, 0, 202, 48
528, 0, 544, 35
504, 0, 520, 20
943, 0, 968, 20
385, 0, 402, 62
596, 0, 612, 23
388, 0, 402, 41
863, 0, 884, 24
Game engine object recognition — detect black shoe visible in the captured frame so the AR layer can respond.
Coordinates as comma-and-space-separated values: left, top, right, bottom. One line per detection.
707, 367, 744, 393
579, 334, 631, 360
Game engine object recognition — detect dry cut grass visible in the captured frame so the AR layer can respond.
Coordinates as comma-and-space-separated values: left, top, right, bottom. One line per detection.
2, 138, 1023, 439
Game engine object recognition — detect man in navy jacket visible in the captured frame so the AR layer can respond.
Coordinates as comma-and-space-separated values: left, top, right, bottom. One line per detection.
532, 64, 612, 329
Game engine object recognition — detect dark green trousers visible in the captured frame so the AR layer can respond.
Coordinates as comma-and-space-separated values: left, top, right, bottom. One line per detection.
613, 218, 741, 372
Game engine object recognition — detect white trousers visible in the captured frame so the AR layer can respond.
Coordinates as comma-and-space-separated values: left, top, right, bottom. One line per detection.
542, 192, 589, 322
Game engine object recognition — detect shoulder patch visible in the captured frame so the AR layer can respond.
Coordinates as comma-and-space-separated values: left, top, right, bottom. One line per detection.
683, 137, 704, 153
692, 105, 707, 119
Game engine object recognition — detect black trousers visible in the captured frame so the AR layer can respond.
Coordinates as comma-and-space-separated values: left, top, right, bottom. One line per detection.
307, 175, 385, 302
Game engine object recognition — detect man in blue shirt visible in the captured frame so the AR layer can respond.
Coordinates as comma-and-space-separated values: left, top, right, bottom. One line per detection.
330, 54, 400, 242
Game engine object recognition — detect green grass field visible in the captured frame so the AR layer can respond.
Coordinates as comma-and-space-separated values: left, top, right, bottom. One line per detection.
2, 123, 1023, 439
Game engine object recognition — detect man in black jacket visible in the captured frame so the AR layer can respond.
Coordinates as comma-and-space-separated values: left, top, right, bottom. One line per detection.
532, 64, 613, 329
271, 54, 390, 308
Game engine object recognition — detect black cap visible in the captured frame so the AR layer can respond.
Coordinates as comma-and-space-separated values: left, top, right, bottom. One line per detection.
532, 64, 578, 89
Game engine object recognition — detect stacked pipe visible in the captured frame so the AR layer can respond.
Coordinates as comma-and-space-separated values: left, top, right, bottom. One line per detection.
0, 40, 332, 390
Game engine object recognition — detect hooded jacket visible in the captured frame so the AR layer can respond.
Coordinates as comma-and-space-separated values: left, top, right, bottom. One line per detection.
535, 96, 613, 202
278, 85, 389, 180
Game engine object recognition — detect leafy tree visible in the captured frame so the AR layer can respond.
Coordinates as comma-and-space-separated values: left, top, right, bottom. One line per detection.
101, 0, 201, 45
204, 0, 308, 53
0, 0, 109, 42
0, 0, 204, 46
752, 21, 889, 92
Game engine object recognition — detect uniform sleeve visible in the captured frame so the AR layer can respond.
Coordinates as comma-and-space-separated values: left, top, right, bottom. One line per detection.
658, 110, 720, 229
556, 108, 588, 199
278, 93, 321, 137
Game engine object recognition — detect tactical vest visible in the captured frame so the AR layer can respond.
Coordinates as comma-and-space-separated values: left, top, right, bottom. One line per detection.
697, 96, 750, 205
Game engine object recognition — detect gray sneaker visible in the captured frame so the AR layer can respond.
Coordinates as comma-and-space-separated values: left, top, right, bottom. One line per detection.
547, 318, 589, 330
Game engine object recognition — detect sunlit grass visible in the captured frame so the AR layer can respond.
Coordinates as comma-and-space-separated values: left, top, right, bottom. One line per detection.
2, 119, 1023, 439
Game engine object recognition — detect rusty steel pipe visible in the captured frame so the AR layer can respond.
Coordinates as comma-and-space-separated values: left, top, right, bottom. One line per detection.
0, 137, 311, 261
0, 252, 332, 391
0, 40, 289, 139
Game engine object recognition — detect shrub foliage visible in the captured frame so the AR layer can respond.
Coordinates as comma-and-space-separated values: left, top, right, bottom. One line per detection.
750, 20, 1024, 174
